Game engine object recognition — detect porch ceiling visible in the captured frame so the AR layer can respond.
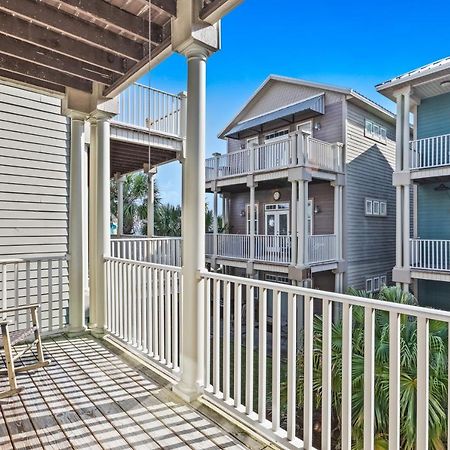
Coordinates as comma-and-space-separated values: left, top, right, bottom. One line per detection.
0, 0, 234, 97
110, 140, 178, 176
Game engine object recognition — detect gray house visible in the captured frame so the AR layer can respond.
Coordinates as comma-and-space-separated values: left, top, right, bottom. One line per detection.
206, 76, 397, 293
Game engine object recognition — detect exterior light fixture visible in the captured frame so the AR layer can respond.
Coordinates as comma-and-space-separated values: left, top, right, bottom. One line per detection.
240, 209, 246, 217
314, 205, 321, 214
440, 80, 450, 88
314, 122, 321, 131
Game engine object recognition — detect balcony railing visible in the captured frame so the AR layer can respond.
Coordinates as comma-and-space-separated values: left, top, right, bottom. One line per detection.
113, 83, 182, 137
206, 133, 343, 182
410, 238, 450, 271
410, 133, 450, 169
111, 237, 182, 267
206, 233, 336, 265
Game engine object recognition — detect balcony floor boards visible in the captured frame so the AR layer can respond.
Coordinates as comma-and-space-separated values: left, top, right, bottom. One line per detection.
0, 335, 259, 450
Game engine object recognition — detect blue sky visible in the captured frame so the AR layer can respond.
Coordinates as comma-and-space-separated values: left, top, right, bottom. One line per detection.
140, 0, 450, 205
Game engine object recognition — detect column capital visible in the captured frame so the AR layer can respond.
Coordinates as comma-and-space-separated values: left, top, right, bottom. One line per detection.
89, 109, 116, 122
64, 109, 89, 121
179, 41, 215, 60
393, 85, 413, 99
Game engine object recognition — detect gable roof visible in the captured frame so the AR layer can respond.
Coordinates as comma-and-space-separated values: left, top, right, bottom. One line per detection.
219, 75, 396, 139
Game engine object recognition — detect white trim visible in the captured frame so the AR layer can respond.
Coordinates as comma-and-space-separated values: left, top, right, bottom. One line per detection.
245, 203, 259, 235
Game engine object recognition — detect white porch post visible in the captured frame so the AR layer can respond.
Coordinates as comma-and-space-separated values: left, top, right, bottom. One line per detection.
290, 180, 298, 265
147, 168, 157, 238
297, 180, 305, 267
68, 112, 88, 333
89, 112, 112, 335
249, 181, 256, 261
175, 43, 209, 401
213, 189, 219, 257
402, 91, 411, 282
117, 175, 124, 237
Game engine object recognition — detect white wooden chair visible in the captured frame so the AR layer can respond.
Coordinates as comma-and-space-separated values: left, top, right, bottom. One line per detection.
0, 304, 49, 399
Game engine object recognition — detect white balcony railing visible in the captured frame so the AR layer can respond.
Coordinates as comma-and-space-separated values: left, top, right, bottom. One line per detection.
410, 134, 450, 169
206, 133, 343, 182
0, 255, 68, 334
308, 234, 337, 264
111, 237, 182, 267
410, 238, 450, 271
114, 83, 182, 137
206, 233, 336, 265
105, 257, 181, 377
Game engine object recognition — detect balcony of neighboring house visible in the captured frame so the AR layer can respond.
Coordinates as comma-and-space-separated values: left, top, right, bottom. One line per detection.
205, 131, 344, 189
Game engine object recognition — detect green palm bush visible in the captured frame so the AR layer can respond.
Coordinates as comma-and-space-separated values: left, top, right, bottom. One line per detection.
282, 286, 449, 449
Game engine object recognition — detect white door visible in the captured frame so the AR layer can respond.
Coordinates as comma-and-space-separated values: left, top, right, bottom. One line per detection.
265, 204, 290, 254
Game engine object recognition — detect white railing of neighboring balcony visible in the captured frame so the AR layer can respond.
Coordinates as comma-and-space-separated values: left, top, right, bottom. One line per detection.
410, 134, 450, 169
0, 255, 68, 334
308, 234, 337, 264
410, 238, 450, 271
205, 132, 343, 182
114, 83, 182, 137
111, 237, 182, 267
105, 257, 181, 378
200, 270, 446, 449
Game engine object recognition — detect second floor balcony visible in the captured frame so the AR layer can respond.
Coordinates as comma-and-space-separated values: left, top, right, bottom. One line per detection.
410, 133, 450, 171
206, 133, 344, 183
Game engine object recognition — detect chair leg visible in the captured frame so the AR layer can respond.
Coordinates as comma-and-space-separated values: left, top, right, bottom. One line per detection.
0, 323, 21, 398
31, 307, 46, 364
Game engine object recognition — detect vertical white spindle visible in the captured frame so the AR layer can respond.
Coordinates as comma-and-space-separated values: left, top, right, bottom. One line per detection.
272, 290, 281, 432
389, 311, 401, 449
213, 278, 221, 394
234, 282, 242, 407
321, 298, 333, 450
245, 284, 254, 415
288, 292, 299, 442
223, 280, 231, 401
417, 316, 429, 450
258, 287, 267, 423
364, 306, 375, 450
341, 303, 352, 450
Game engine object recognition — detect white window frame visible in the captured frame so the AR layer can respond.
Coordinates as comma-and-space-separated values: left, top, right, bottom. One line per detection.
247, 136, 259, 147
264, 203, 290, 236
264, 274, 290, 284
366, 278, 373, 293
364, 118, 387, 144
380, 275, 387, 286
264, 128, 289, 143
307, 198, 314, 235
373, 277, 380, 292
366, 197, 387, 217
246, 203, 259, 235
296, 120, 313, 134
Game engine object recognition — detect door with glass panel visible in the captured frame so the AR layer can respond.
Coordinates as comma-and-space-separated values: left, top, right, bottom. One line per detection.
264, 203, 290, 260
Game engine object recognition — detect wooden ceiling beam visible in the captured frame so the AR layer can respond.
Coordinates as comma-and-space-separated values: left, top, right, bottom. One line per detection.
0, 0, 150, 60
150, 0, 177, 16
57, 0, 161, 41
0, 53, 93, 92
0, 35, 117, 85
0, 69, 65, 94
0, 11, 132, 75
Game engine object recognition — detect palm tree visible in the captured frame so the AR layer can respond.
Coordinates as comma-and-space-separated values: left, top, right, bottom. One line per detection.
154, 204, 182, 237
110, 173, 161, 235
282, 286, 449, 449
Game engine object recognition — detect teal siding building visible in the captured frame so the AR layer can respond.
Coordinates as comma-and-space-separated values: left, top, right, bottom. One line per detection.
378, 57, 450, 310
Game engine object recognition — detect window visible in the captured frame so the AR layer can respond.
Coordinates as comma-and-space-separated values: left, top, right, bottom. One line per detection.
365, 198, 387, 217
265, 274, 290, 284
264, 129, 289, 143
246, 204, 259, 234
366, 274, 388, 293
365, 118, 387, 144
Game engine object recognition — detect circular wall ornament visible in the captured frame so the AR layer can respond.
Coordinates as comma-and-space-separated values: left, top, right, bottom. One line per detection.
273, 191, 281, 201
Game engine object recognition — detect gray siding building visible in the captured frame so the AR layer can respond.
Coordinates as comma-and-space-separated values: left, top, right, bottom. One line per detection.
206, 76, 396, 294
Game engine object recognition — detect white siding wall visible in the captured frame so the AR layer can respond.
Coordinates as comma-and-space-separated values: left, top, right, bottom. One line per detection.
0, 82, 70, 332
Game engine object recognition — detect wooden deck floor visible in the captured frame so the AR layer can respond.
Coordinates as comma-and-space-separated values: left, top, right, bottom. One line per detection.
0, 335, 263, 450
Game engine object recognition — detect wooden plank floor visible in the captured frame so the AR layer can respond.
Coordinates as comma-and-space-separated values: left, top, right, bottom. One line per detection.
0, 335, 263, 450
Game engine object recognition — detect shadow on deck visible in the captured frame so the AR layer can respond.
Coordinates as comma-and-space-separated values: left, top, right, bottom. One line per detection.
0, 335, 267, 450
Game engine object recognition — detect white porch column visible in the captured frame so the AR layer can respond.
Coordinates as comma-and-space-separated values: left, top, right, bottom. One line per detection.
249, 181, 256, 261
290, 180, 298, 265
147, 168, 157, 238
213, 189, 219, 257
175, 43, 209, 401
89, 112, 112, 335
303, 180, 309, 264
117, 175, 124, 237
297, 180, 306, 267
68, 112, 88, 333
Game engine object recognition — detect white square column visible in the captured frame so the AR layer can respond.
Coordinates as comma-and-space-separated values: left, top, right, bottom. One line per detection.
67, 111, 89, 334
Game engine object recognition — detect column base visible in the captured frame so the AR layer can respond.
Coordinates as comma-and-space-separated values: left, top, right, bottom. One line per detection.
172, 382, 202, 403
89, 327, 107, 338
66, 326, 87, 338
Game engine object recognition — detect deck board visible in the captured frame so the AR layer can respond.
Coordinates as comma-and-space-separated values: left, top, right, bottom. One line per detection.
0, 335, 253, 450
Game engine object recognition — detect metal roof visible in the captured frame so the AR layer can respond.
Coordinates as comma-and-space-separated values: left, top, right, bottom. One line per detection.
225, 94, 325, 139
377, 56, 450, 92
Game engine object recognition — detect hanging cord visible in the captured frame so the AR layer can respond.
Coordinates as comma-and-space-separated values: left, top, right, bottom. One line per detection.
148, 0, 152, 170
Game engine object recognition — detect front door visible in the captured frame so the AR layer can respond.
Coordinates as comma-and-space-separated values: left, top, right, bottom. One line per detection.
265, 204, 289, 253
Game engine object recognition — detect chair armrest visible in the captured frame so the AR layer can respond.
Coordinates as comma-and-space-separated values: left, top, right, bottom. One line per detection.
1, 304, 40, 314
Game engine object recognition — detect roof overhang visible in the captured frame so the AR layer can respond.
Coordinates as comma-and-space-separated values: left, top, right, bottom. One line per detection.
225, 94, 325, 140
0, 0, 242, 99
377, 57, 450, 102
